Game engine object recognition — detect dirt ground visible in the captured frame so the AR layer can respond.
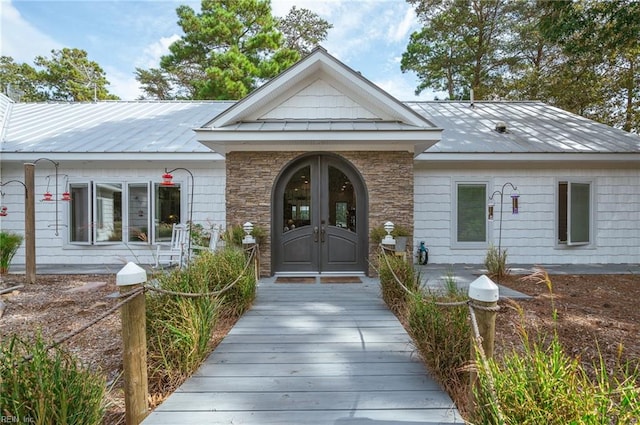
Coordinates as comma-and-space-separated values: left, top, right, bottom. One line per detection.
495, 271, 640, 375
1, 270, 639, 423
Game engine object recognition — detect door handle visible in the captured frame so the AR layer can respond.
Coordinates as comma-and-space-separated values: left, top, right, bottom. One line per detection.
321, 226, 326, 243
313, 226, 319, 242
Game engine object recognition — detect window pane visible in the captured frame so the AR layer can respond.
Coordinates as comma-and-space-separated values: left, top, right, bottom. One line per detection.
155, 184, 181, 242
558, 182, 568, 243
569, 182, 590, 244
70, 183, 89, 243
95, 183, 122, 242
283, 166, 311, 232
128, 183, 149, 242
328, 166, 356, 232
457, 184, 486, 242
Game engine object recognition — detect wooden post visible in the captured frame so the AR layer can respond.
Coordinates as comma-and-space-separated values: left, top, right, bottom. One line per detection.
116, 263, 149, 425
468, 275, 499, 412
24, 163, 36, 284
469, 275, 499, 357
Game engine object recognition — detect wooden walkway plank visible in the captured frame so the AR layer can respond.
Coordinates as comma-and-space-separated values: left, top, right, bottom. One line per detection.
142, 279, 465, 425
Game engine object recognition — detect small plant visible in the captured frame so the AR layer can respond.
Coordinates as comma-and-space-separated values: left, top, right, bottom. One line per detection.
0, 333, 105, 425
484, 244, 509, 281
188, 221, 212, 248
0, 231, 23, 274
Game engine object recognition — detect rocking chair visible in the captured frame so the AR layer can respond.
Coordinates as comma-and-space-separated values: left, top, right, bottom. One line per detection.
155, 223, 189, 268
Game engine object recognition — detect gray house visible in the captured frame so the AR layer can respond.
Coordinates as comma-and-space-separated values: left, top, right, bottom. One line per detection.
1, 47, 639, 276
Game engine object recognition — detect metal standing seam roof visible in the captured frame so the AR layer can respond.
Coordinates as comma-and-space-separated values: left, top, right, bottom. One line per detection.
1, 97, 638, 155
1, 99, 234, 154
409, 101, 640, 154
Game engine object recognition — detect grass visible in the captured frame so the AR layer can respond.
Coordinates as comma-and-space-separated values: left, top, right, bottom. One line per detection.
472, 271, 640, 424
484, 244, 508, 281
0, 333, 105, 425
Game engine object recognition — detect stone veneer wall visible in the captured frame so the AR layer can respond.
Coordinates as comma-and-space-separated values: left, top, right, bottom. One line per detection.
226, 151, 414, 276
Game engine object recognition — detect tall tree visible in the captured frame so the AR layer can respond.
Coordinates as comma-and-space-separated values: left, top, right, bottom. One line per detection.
402, 0, 513, 100
134, 67, 174, 100
137, 1, 331, 100
540, 0, 640, 133
0, 56, 45, 102
34, 48, 118, 101
150, 0, 299, 100
278, 6, 332, 57
1, 49, 118, 102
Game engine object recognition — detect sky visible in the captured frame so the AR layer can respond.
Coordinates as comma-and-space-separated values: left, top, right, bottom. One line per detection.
0, 0, 442, 101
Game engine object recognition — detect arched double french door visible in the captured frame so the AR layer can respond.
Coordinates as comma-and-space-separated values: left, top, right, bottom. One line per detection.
272, 154, 368, 274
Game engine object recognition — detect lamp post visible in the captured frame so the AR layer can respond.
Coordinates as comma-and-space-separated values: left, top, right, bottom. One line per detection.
160, 167, 194, 262
488, 182, 520, 260
382, 221, 396, 246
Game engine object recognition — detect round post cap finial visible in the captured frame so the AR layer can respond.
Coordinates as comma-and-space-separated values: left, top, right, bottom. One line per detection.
468, 274, 499, 302
116, 262, 147, 286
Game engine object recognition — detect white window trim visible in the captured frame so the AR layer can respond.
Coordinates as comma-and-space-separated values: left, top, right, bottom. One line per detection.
64, 179, 186, 247
451, 180, 489, 249
555, 178, 596, 249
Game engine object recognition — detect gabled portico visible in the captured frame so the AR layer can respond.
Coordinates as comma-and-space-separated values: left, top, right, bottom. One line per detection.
195, 47, 442, 276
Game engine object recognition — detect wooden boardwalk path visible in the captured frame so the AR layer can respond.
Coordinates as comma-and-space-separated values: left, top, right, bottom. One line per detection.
142, 277, 465, 424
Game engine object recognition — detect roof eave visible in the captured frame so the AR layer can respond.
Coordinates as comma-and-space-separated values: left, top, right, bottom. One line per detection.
195, 128, 443, 156
415, 152, 640, 168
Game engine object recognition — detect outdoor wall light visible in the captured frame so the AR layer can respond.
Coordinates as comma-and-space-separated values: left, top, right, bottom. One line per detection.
243, 221, 255, 244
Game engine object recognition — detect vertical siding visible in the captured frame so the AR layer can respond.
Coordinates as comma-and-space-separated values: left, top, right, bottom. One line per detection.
1, 161, 225, 266
414, 165, 640, 265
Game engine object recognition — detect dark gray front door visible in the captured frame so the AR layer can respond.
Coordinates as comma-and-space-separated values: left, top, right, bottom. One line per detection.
273, 154, 367, 273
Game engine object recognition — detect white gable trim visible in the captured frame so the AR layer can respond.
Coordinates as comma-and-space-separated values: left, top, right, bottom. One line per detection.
195, 47, 442, 156
201, 47, 437, 129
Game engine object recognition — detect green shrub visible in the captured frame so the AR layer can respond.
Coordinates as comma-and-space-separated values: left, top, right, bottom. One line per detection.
0, 231, 23, 274
379, 252, 471, 411
146, 246, 256, 393
484, 244, 508, 281
0, 333, 105, 425
378, 253, 418, 315
407, 287, 470, 405
146, 263, 220, 391
199, 248, 256, 318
